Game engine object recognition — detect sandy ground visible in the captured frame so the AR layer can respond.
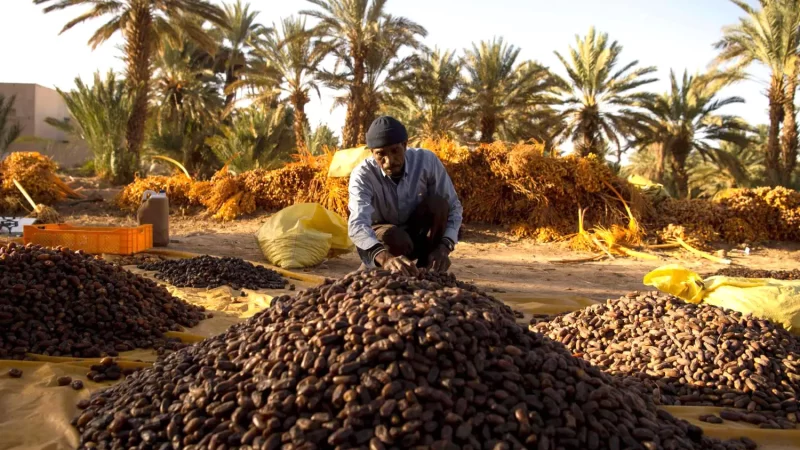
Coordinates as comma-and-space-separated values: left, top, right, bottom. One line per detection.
52, 180, 800, 306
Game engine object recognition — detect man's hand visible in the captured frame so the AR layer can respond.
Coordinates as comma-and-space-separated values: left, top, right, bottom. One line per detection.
375, 251, 418, 276
427, 244, 452, 273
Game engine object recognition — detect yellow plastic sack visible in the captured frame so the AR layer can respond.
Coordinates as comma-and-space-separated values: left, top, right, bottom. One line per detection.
327, 146, 371, 178
644, 264, 800, 334
256, 203, 354, 269
627, 174, 671, 205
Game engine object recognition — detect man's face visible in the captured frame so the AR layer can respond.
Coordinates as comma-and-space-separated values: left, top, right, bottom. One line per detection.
372, 142, 407, 177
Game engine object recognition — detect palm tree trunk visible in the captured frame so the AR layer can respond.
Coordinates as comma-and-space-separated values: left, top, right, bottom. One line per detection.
654, 143, 666, 184
766, 77, 784, 186
577, 132, 594, 158
224, 67, 237, 108
578, 105, 601, 158
360, 90, 379, 141
479, 114, 496, 143
781, 62, 799, 186
342, 57, 366, 148
342, 93, 361, 148
291, 89, 309, 151
670, 144, 690, 199
122, 4, 154, 185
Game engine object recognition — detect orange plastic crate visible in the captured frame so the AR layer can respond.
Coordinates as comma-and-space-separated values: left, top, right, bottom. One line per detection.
23, 224, 153, 255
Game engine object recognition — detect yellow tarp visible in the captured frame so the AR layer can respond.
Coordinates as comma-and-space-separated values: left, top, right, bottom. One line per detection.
644, 264, 800, 334
662, 406, 800, 450
1, 256, 798, 450
498, 293, 600, 316
327, 146, 371, 178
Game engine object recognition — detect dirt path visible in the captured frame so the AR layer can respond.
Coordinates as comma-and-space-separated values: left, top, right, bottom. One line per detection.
62, 203, 800, 304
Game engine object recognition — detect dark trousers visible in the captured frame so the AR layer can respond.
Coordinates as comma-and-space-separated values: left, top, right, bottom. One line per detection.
358, 195, 450, 268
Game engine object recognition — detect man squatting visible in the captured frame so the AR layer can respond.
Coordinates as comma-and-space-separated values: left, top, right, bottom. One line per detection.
347, 116, 463, 275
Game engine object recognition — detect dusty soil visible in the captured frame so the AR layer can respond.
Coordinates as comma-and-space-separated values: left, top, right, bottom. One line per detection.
49, 178, 800, 305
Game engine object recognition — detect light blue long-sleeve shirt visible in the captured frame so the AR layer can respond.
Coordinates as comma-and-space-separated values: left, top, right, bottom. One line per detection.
348, 148, 463, 251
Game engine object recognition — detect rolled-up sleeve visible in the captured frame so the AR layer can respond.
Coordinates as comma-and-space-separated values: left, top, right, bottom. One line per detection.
348, 167, 381, 250
428, 154, 463, 245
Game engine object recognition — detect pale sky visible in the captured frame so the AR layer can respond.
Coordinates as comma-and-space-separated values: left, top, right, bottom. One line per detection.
0, 0, 772, 142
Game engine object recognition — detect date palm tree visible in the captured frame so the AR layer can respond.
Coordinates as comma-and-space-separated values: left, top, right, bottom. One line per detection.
634, 70, 752, 198
231, 17, 324, 150
304, 123, 340, 155
34, 0, 227, 184
555, 27, 657, 158
206, 104, 295, 173
625, 130, 765, 198
460, 37, 560, 144
149, 36, 223, 174
383, 48, 465, 142
214, 0, 270, 108
715, 0, 800, 186
0, 94, 22, 155
321, 21, 424, 142
361, 37, 418, 138
153, 39, 222, 126
46, 71, 132, 181
302, 0, 426, 147
688, 137, 766, 198
499, 104, 565, 152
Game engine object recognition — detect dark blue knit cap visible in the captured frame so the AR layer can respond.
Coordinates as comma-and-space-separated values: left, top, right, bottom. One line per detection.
365, 116, 408, 149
